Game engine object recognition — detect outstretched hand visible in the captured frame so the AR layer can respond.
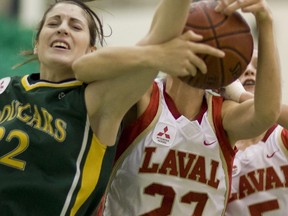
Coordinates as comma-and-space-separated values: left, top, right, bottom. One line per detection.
152, 30, 225, 77
215, 0, 271, 22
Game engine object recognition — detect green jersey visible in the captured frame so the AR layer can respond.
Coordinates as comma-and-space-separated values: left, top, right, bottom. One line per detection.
0, 74, 115, 216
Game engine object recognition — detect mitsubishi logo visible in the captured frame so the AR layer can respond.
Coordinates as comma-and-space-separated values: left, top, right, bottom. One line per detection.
157, 126, 170, 139
153, 122, 176, 147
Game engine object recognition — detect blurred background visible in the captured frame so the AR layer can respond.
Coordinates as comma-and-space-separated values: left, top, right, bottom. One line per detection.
0, 0, 287, 102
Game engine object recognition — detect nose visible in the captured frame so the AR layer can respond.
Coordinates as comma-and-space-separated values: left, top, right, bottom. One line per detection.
57, 28, 68, 36
243, 65, 256, 77
57, 23, 69, 36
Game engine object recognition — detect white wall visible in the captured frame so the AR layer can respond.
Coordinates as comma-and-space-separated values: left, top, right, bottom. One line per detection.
89, 0, 157, 46
270, 2, 288, 103
19, 0, 47, 28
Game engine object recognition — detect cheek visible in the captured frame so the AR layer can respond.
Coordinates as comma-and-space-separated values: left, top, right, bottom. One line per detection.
74, 33, 90, 49
37, 31, 50, 50
80, 39, 93, 54
238, 76, 245, 84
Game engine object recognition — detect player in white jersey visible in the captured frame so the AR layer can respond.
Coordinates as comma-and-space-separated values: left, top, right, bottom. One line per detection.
102, 80, 234, 215
94, 0, 282, 215
226, 125, 288, 216
224, 49, 288, 215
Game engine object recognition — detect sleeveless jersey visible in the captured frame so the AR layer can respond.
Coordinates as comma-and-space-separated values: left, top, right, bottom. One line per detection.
99, 79, 235, 216
225, 126, 288, 216
0, 74, 115, 216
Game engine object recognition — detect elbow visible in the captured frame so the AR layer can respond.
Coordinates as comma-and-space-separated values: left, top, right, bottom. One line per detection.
268, 108, 281, 125
72, 58, 83, 81
72, 52, 104, 83
258, 105, 281, 128
72, 57, 92, 83
270, 100, 282, 124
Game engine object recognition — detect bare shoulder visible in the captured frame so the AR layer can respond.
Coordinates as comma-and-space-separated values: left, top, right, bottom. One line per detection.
137, 84, 154, 117
221, 99, 239, 116
222, 98, 254, 114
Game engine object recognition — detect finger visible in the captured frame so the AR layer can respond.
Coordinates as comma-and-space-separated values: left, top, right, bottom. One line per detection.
241, 3, 264, 13
193, 43, 225, 59
186, 65, 198, 77
223, 1, 242, 15
215, 0, 230, 13
188, 54, 207, 75
181, 30, 203, 42
215, 0, 243, 15
186, 44, 225, 74
215, 1, 225, 13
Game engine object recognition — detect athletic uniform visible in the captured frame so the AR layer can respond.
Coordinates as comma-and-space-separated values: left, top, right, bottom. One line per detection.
98, 79, 235, 216
0, 74, 115, 216
225, 126, 288, 216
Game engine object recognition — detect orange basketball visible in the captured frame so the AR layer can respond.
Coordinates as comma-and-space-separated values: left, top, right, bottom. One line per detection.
184, 1, 253, 89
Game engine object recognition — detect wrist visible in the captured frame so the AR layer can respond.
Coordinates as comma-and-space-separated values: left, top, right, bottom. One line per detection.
222, 79, 246, 102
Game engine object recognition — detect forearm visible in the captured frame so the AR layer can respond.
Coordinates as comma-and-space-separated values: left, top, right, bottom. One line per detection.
73, 45, 158, 83
140, 0, 191, 45
74, 0, 191, 83
254, 10, 281, 122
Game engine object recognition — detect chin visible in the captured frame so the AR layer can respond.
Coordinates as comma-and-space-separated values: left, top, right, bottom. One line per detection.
245, 86, 255, 94
49, 57, 73, 67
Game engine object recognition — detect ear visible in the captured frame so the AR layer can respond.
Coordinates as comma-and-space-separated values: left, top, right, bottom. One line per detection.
90, 46, 97, 53
34, 44, 38, 54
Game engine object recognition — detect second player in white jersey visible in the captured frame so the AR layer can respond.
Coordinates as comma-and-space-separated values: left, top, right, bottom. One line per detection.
226, 126, 288, 216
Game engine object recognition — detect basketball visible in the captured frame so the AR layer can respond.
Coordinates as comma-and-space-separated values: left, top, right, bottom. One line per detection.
184, 1, 254, 89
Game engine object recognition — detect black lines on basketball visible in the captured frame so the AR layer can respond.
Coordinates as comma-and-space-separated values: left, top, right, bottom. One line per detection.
183, 1, 253, 89
203, 4, 220, 49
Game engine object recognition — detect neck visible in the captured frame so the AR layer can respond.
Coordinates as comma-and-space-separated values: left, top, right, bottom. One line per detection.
165, 76, 205, 120
39, 64, 75, 82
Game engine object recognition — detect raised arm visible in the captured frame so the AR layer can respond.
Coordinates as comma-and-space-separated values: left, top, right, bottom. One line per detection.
73, 0, 199, 146
217, 0, 281, 144
139, 0, 191, 45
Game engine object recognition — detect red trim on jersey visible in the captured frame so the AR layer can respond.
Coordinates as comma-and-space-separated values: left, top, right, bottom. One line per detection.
162, 84, 181, 119
196, 98, 208, 123
211, 96, 235, 199
281, 128, 288, 149
163, 84, 207, 123
94, 195, 105, 216
262, 124, 278, 142
114, 83, 160, 162
211, 96, 235, 158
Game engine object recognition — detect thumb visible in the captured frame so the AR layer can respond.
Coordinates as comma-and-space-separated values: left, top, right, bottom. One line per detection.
181, 30, 203, 42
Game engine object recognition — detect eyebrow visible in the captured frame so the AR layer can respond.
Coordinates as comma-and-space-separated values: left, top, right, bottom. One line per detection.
47, 15, 86, 26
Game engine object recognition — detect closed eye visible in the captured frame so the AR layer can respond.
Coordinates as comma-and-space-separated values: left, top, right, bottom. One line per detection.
72, 25, 82, 31
48, 24, 58, 27
47, 21, 59, 27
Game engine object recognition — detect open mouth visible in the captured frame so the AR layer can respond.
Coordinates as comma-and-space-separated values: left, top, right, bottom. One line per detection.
243, 79, 255, 86
51, 41, 70, 50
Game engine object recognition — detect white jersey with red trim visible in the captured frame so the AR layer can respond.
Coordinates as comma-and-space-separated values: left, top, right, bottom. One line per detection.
100, 79, 234, 216
225, 126, 288, 216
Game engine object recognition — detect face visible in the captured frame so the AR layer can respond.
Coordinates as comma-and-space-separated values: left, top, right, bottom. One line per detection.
239, 50, 258, 94
35, 3, 94, 70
